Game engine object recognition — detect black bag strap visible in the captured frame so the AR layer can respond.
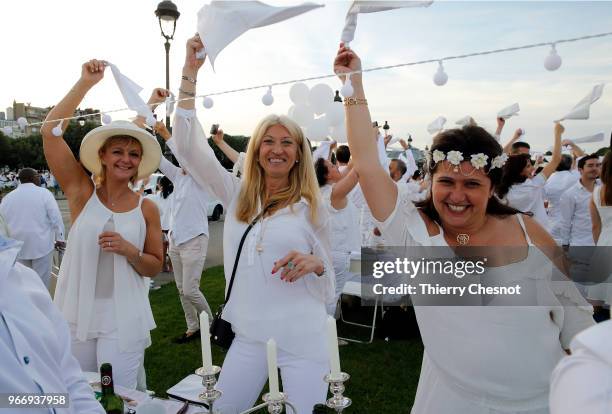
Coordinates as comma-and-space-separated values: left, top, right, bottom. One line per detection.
223, 204, 274, 305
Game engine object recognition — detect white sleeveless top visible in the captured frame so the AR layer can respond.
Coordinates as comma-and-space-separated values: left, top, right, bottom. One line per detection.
54, 190, 155, 352
377, 184, 594, 413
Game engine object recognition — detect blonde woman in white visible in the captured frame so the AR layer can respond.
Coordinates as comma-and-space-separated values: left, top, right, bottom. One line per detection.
335, 44, 594, 413
41, 59, 163, 389
170, 36, 334, 413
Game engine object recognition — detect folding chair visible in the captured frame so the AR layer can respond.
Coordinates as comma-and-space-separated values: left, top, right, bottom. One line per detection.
338, 280, 384, 344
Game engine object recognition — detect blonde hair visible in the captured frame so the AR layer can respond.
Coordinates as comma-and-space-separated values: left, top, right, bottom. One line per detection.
236, 114, 320, 224
95, 135, 143, 187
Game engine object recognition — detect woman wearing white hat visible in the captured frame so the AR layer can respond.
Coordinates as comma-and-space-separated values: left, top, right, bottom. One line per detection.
41, 59, 163, 389
169, 36, 334, 413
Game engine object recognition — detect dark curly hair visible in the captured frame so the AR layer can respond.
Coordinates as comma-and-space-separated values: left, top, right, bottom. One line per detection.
416, 126, 523, 224
496, 154, 531, 199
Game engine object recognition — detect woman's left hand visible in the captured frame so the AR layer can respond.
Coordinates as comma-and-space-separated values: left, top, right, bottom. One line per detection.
98, 231, 134, 257
272, 250, 324, 282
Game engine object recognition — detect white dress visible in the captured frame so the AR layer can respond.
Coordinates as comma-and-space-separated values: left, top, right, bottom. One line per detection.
586, 185, 612, 304
378, 184, 594, 413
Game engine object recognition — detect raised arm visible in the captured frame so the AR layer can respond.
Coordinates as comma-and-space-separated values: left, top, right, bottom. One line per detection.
590, 197, 601, 244
541, 123, 564, 179
330, 168, 359, 210
562, 139, 586, 158
335, 44, 397, 222
41, 60, 105, 206
170, 35, 239, 207
212, 128, 240, 164
494, 117, 505, 140
502, 128, 523, 154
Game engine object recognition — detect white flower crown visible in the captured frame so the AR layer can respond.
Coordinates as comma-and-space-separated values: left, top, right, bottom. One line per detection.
425, 150, 508, 172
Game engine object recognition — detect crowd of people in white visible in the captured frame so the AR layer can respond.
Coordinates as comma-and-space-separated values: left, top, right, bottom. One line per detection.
0, 34, 611, 413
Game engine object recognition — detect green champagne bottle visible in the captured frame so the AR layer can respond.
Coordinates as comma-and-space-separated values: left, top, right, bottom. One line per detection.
99, 363, 124, 414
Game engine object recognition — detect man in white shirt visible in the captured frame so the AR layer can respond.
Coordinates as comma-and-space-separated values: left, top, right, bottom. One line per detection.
0, 168, 65, 288
546, 155, 579, 242
156, 125, 215, 343
558, 154, 601, 248
0, 235, 104, 414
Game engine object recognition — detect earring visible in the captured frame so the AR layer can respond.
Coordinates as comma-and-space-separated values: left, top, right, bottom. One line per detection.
295, 160, 299, 164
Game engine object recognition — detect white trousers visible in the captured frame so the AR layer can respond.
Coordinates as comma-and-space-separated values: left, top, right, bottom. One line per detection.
70, 328, 145, 390
326, 251, 356, 316
169, 234, 213, 332
18, 250, 53, 288
215, 336, 329, 414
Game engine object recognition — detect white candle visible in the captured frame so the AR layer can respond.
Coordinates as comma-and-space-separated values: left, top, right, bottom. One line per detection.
200, 312, 213, 374
327, 316, 342, 379
266, 338, 280, 398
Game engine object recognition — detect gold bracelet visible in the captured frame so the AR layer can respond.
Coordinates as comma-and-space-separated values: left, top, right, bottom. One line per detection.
344, 97, 368, 106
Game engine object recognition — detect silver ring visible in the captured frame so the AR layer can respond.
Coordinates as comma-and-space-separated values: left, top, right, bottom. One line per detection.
286, 261, 295, 270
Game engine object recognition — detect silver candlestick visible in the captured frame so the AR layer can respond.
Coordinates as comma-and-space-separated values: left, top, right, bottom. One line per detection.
195, 365, 222, 413
240, 392, 297, 414
324, 372, 351, 412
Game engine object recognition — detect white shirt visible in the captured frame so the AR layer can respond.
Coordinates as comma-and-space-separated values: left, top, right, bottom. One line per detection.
0, 237, 104, 414
0, 183, 65, 259
146, 192, 173, 231
320, 185, 360, 253
557, 180, 596, 246
550, 320, 612, 414
171, 108, 334, 362
545, 170, 579, 219
507, 173, 551, 231
158, 154, 212, 245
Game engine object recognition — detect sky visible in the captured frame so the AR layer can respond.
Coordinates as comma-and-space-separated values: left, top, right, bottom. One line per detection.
1, 0, 612, 152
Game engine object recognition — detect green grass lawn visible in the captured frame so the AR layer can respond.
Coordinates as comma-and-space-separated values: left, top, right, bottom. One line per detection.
145, 266, 423, 413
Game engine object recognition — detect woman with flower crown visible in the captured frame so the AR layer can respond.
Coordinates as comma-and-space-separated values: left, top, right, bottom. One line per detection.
334, 44, 594, 413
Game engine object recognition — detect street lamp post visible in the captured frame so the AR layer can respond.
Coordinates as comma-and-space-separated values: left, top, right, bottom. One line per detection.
155, 1, 180, 129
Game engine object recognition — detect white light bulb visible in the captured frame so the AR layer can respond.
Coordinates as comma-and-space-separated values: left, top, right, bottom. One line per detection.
78, 120, 86, 127
52, 125, 63, 136
102, 114, 112, 125
17, 117, 28, 128
262, 87, 274, 106
544, 44, 562, 71
433, 61, 448, 86
203, 96, 214, 109
340, 75, 353, 98
2, 126, 12, 135
145, 114, 156, 127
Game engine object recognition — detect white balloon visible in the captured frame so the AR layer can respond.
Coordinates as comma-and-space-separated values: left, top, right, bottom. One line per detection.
325, 101, 344, 127
287, 105, 296, 118
17, 117, 28, 128
3, 126, 13, 135
544, 46, 562, 71
308, 83, 334, 115
291, 104, 314, 127
340, 77, 353, 98
203, 96, 214, 109
262, 89, 274, 106
305, 116, 330, 141
102, 114, 112, 125
433, 62, 448, 86
330, 123, 347, 143
289, 82, 309, 105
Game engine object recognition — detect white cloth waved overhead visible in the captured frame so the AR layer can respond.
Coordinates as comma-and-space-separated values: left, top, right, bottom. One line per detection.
377, 133, 390, 170
455, 115, 475, 126
572, 132, 605, 144
427, 116, 446, 134
556, 83, 605, 122
341, 0, 433, 44
312, 140, 335, 161
108, 63, 153, 119
497, 102, 520, 119
197, 1, 324, 69
399, 148, 418, 180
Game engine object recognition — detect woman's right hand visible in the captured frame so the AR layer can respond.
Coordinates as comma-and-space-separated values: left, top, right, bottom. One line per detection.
148, 88, 170, 106
333, 42, 362, 83
80, 59, 106, 88
184, 34, 205, 74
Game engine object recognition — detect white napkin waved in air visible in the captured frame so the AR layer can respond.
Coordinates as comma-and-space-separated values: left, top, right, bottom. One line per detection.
341, 1, 433, 44
197, 1, 323, 69
556, 84, 605, 121
455, 115, 475, 127
497, 102, 520, 119
427, 116, 446, 134
108, 64, 153, 119
312, 140, 335, 161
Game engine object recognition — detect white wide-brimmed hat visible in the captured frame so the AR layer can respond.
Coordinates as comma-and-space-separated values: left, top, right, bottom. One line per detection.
79, 120, 161, 181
